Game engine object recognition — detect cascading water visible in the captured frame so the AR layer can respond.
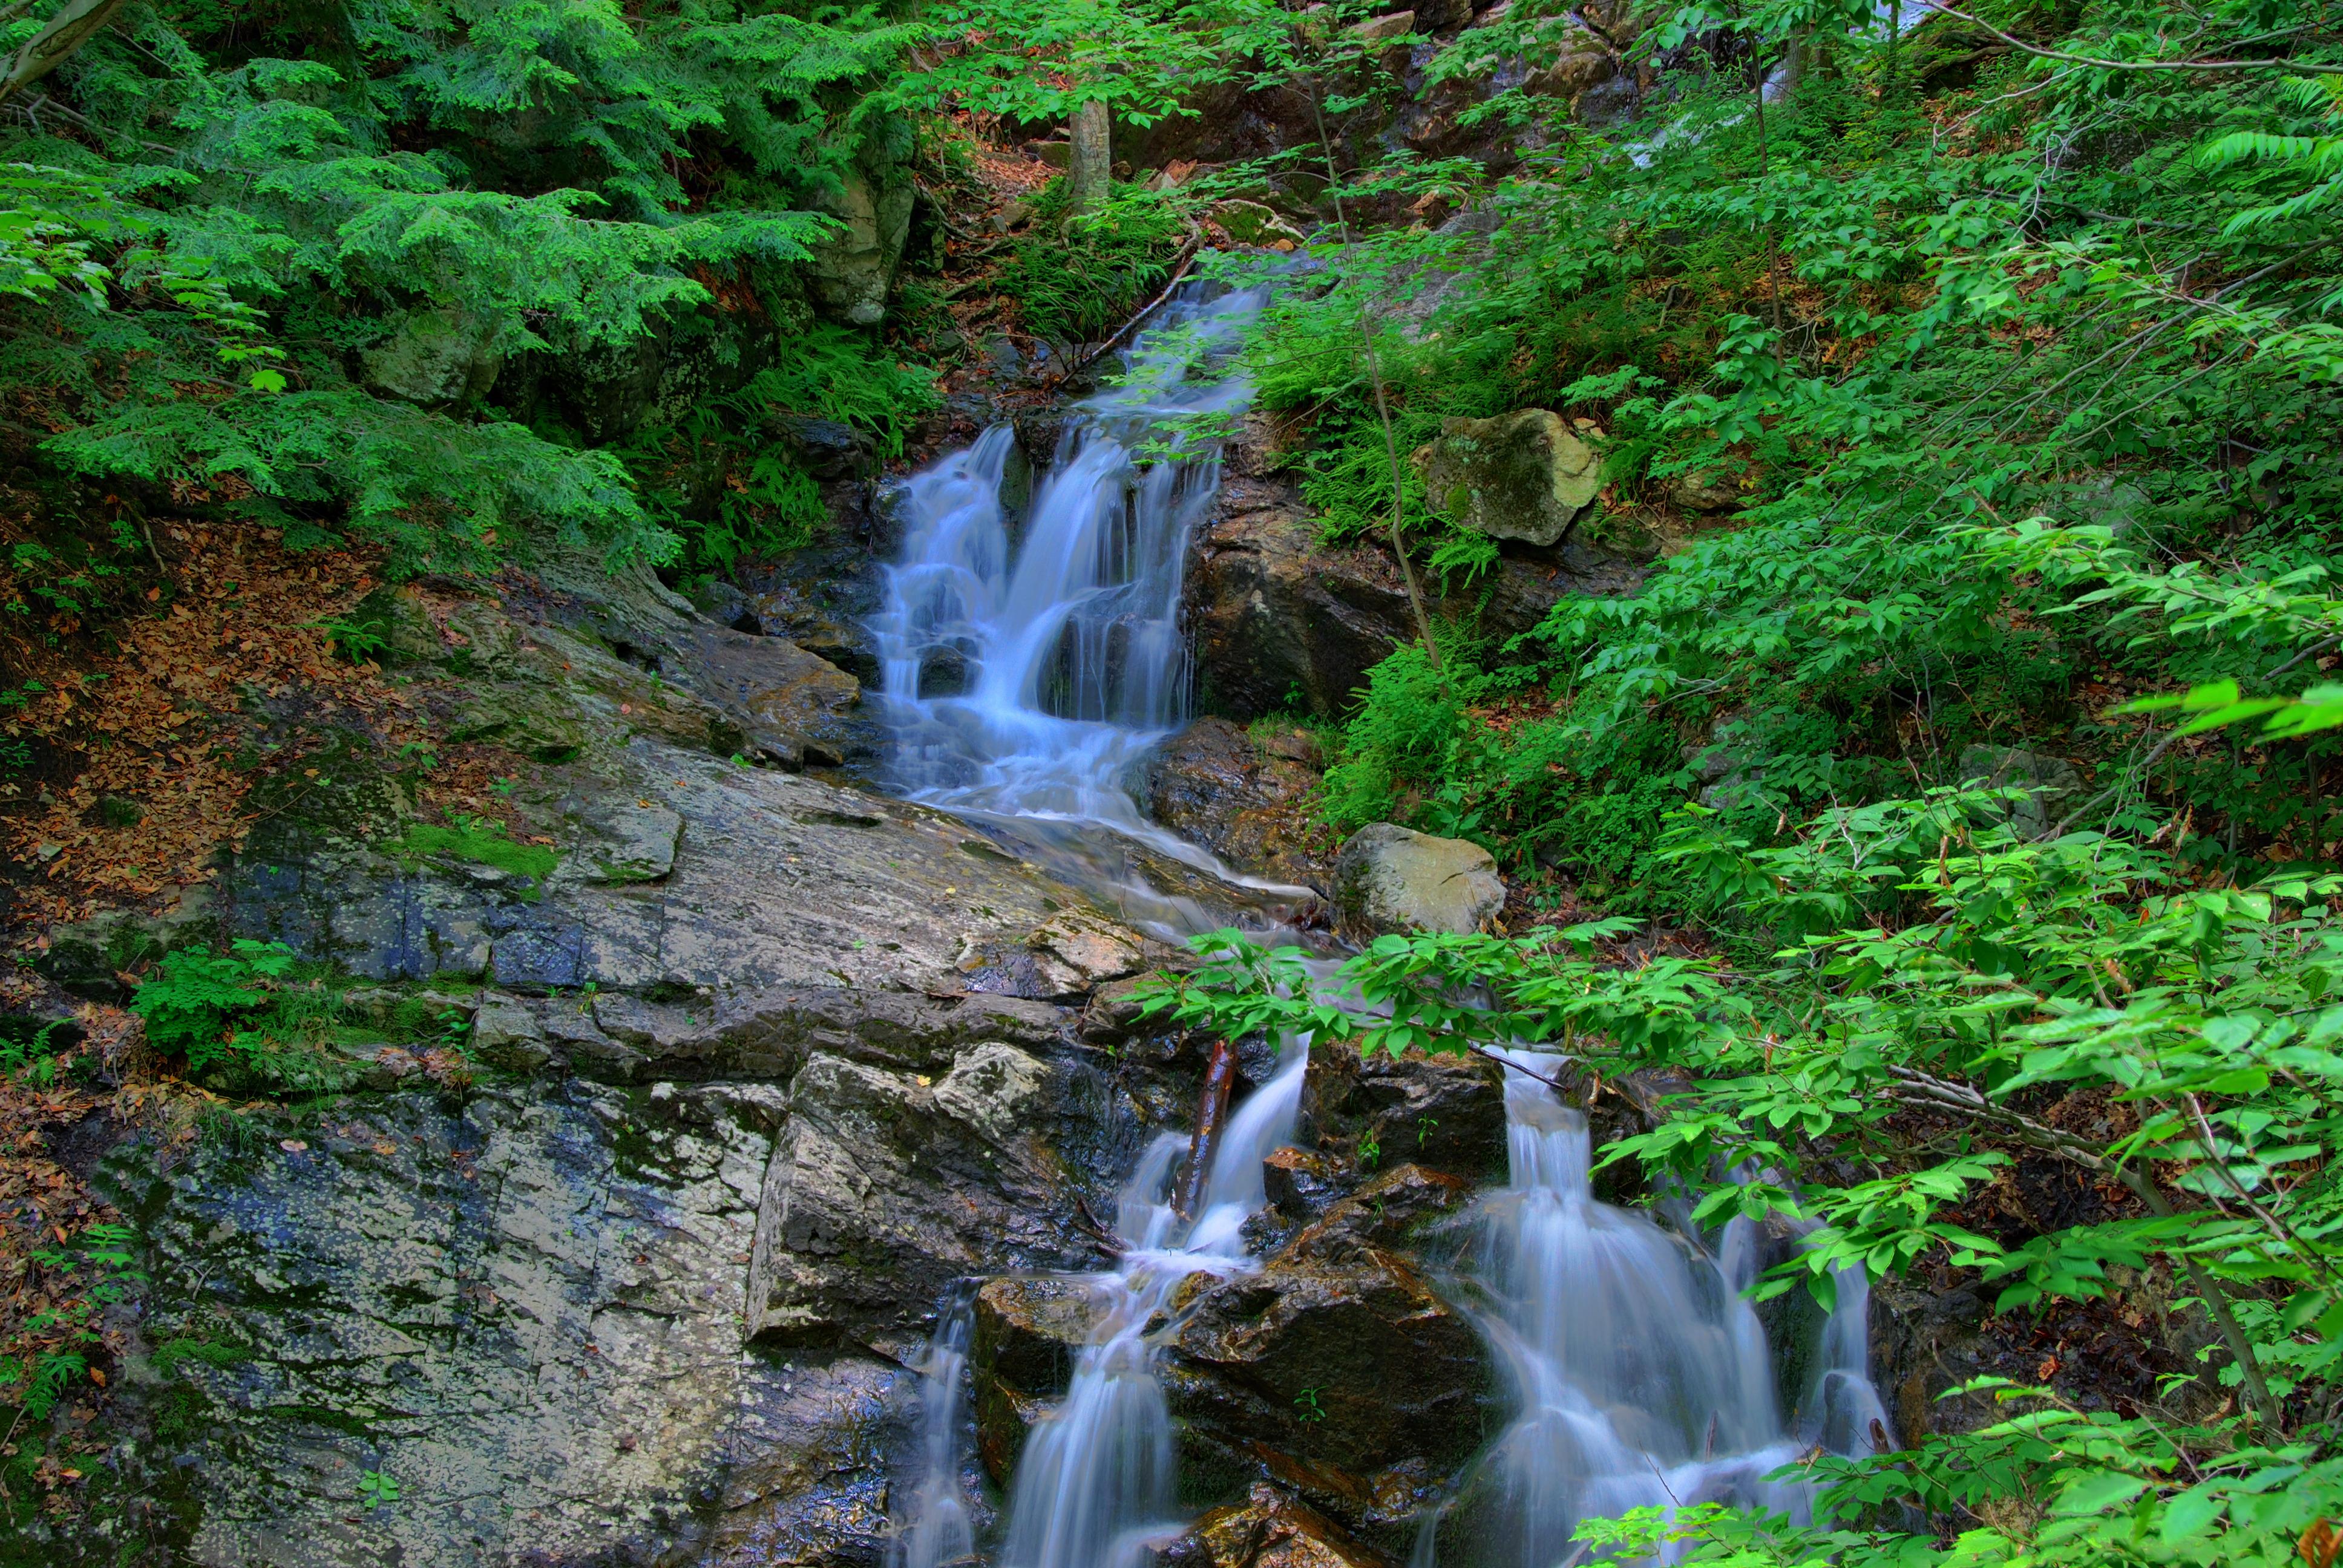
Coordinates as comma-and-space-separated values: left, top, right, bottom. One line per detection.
870, 282, 1295, 929
995, 1041, 1309, 1568
879, 278, 1322, 1567
870, 276, 1883, 1568
1415, 1055, 1886, 1566
891, 1044, 1312, 1568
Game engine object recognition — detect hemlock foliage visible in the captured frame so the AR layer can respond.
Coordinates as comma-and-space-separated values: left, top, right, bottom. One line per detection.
0, 0, 926, 572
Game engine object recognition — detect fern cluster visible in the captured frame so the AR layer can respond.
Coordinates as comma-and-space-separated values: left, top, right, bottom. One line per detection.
1253, 0, 2343, 900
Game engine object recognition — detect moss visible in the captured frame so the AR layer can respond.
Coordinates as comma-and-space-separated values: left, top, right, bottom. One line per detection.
385, 820, 559, 892
151, 1336, 249, 1376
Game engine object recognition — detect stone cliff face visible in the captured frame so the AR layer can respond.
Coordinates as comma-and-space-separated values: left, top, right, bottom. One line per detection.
1185, 414, 1649, 724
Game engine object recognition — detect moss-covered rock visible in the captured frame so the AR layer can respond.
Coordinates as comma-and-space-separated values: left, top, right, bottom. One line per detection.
1412, 410, 1603, 549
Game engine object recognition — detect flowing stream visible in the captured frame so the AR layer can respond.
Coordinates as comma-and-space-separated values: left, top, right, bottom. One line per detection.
870, 279, 1310, 937
1413, 1056, 1886, 1566
871, 278, 1884, 1567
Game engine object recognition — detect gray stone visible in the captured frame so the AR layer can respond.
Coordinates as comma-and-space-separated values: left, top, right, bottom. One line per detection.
1332, 824, 1506, 938
1147, 717, 1335, 892
744, 1050, 1103, 1351
469, 991, 550, 1071
1412, 409, 1603, 548
1025, 909, 1150, 999
1213, 199, 1308, 247
1188, 414, 1648, 722
805, 162, 913, 326
1958, 745, 2086, 836
569, 799, 681, 884
1347, 8, 1416, 39
111, 1082, 879, 1568
359, 305, 505, 405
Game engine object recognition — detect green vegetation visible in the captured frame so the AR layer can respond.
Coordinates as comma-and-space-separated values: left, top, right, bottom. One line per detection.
998, 181, 1190, 343
1152, 0, 2343, 1560
130, 936, 300, 1070
0, 0, 925, 576
387, 814, 560, 890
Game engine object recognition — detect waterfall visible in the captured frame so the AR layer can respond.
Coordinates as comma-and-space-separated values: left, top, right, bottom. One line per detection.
871, 283, 1273, 893
892, 1286, 979, 1568
1417, 1054, 1886, 1566
889, 1042, 1312, 1568
868, 277, 1884, 1568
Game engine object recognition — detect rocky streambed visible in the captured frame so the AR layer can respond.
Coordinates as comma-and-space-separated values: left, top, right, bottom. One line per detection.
21, 332, 2003, 1568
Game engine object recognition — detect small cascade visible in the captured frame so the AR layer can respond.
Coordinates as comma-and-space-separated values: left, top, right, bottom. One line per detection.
891, 1285, 981, 1568
871, 284, 1270, 882
1418, 1054, 1886, 1566
890, 1042, 1311, 1568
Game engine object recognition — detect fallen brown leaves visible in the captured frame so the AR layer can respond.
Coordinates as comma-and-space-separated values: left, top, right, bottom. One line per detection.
0, 522, 421, 934
0, 1007, 149, 1420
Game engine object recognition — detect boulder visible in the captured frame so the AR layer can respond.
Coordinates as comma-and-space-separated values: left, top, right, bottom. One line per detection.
739, 544, 888, 686
1412, 410, 1603, 549
971, 1275, 1099, 1479
1163, 1215, 1493, 1516
1331, 824, 1506, 938
1026, 909, 1152, 999
1214, 199, 1309, 247
1188, 416, 1647, 722
1346, 8, 1416, 40
361, 305, 505, 405
1957, 745, 2086, 837
1147, 717, 1338, 892
805, 155, 914, 325
675, 622, 875, 768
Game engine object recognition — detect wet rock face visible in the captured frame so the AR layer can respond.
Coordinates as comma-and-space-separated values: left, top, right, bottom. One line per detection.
1162, 1175, 1494, 1535
1331, 825, 1506, 939
107, 1077, 911, 1568
1300, 1039, 1510, 1190
970, 1275, 1099, 1480
1153, 1484, 1397, 1567
749, 1045, 1117, 1354
1147, 717, 1339, 892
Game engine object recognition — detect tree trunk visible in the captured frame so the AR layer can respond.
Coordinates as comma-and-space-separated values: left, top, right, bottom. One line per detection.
0, 0, 128, 105
1175, 1039, 1239, 1221
1068, 99, 1111, 218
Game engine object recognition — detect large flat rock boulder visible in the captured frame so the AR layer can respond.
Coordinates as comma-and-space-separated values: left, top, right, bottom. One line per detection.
106, 1079, 913, 1568
1161, 1192, 1493, 1541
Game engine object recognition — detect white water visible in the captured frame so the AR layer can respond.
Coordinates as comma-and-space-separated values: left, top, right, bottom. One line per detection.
891, 1288, 978, 1568
1415, 1055, 1886, 1566
870, 282, 1312, 933
871, 278, 1884, 1568
891, 1042, 1312, 1568
879, 278, 1323, 1568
